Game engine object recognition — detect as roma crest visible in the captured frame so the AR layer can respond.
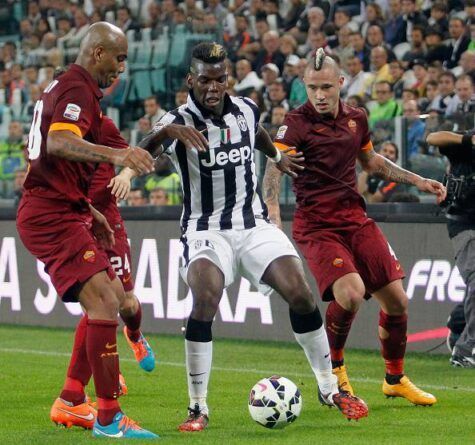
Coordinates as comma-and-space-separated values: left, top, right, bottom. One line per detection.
348, 119, 357, 133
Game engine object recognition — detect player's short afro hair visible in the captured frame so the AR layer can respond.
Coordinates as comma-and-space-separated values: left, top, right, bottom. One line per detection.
191, 42, 227, 65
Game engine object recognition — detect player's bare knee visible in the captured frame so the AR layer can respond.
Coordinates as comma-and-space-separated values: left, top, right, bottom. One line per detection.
191, 290, 221, 321
283, 284, 315, 314
336, 287, 365, 312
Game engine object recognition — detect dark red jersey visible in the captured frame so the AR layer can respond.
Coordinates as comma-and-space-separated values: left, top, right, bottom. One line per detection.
88, 116, 128, 222
275, 100, 373, 227
23, 64, 103, 205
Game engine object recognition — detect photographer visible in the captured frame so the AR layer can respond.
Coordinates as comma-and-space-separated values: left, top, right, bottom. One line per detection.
426, 130, 475, 367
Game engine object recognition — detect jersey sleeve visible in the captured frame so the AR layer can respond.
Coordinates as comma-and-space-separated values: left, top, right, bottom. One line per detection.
49, 83, 95, 138
273, 112, 303, 151
358, 109, 373, 153
241, 97, 260, 133
100, 116, 129, 149
152, 111, 183, 155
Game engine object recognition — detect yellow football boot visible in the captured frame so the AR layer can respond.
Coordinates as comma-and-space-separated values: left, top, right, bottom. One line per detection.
383, 375, 437, 406
333, 365, 354, 395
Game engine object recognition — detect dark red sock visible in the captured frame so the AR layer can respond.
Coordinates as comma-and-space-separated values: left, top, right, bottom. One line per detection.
60, 314, 91, 406
97, 397, 121, 426
86, 319, 121, 424
379, 310, 407, 375
325, 301, 356, 364
121, 302, 142, 343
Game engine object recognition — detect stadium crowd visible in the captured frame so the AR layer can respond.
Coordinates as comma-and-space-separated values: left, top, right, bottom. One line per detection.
0, 0, 474, 205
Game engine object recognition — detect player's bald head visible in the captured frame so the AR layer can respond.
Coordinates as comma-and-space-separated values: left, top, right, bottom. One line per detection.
79, 21, 126, 54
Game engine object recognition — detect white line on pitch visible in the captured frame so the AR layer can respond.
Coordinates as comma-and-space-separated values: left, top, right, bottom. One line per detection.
1, 347, 473, 393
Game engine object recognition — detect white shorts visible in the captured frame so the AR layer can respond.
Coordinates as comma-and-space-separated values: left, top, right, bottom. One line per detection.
180, 220, 300, 295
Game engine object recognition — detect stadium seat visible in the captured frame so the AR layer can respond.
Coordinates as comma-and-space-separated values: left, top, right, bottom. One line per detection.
128, 42, 153, 71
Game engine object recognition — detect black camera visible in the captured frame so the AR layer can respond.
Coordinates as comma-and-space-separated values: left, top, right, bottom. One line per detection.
441, 174, 468, 208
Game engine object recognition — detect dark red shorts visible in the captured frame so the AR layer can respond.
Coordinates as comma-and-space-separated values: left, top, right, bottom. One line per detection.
16, 196, 115, 302
293, 217, 405, 301
106, 222, 134, 292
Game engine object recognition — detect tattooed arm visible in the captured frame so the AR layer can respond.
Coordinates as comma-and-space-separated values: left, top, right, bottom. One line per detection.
358, 146, 446, 202
47, 130, 154, 175
263, 158, 284, 228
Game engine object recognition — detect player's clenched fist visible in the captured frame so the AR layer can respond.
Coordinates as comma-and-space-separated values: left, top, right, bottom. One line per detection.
121, 146, 154, 174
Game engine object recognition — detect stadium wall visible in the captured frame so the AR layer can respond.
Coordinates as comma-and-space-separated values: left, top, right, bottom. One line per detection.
0, 205, 460, 353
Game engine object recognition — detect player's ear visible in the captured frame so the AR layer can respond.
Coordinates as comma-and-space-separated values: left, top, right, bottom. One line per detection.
93, 46, 104, 62
186, 73, 193, 89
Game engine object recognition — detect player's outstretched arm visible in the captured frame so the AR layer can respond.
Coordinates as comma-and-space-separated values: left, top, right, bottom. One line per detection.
255, 125, 304, 178
358, 146, 447, 203
263, 159, 284, 229
108, 167, 136, 200
426, 131, 464, 147
138, 123, 208, 154
47, 130, 154, 174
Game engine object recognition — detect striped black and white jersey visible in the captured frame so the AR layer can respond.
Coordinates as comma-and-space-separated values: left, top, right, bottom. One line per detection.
155, 92, 268, 234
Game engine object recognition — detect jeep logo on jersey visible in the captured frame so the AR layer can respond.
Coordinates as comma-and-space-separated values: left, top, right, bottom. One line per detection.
200, 145, 251, 168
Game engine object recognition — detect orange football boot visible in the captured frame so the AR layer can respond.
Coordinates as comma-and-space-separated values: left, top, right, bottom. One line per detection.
50, 397, 97, 429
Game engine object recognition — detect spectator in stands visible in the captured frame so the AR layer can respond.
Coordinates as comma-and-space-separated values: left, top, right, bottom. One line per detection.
27, 1, 42, 28
260, 80, 289, 124
289, 57, 307, 108
445, 74, 475, 116
116, 6, 140, 34
284, 0, 306, 31
290, 6, 326, 44
0, 121, 26, 185
385, 0, 406, 48
403, 99, 425, 158
21, 83, 41, 123
234, 59, 264, 95
333, 9, 353, 30
263, 0, 283, 31
56, 14, 73, 38
420, 80, 438, 112
175, 87, 188, 107
304, 29, 331, 60
1, 41, 18, 69
334, 25, 354, 71
410, 59, 428, 98
428, 2, 449, 38
401, 0, 428, 43
361, 3, 385, 39
402, 26, 427, 67
149, 187, 169, 206
136, 117, 152, 143
369, 80, 402, 128
282, 54, 300, 95
280, 33, 298, 59
261, 62, 280, 107
19, 19, 36, 52
370, 46, 392, 97
349, 30, 371, 71
341, 55, 373, 99
430, 71, 456, 113
389, 60, 405, 99
445, 17, 470, 69
402, 88, 419, 103
225, 14, 255, 62
142, 96, 166, 127
253, 30, 286, 74
127, 188, 148, 207
456, 50, 475, 82
366, 25, 396, 62
35, 17, 51, 39
144, 156, 182, 205
427, 60, 444, 83
425, 26, 448, 64
61, 8, 89, 48
346, 94, 369, 114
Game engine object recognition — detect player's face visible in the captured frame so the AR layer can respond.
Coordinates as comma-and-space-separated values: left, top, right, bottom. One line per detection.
304, 67, 344, 117
96, 37, 128, 88
187, 61, 228, 116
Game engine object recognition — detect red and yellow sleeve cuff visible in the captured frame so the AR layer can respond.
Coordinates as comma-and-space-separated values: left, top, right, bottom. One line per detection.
361, 141, 373, 152
48, 122, 83, 138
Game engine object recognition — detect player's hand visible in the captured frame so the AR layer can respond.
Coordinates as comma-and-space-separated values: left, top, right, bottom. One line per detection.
164, 123, 208, 152
267, 203, 282, 230
108, 175, 131, 200
121, 146, 155, 175
416, 178, 447, 204
276, 147, 305, 178
89, 205, 115, 249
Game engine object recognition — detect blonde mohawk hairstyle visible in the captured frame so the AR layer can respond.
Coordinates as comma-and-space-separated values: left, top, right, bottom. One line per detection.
315, 48, 326, 71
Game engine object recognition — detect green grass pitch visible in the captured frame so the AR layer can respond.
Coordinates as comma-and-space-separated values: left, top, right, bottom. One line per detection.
0, 324, 473, 445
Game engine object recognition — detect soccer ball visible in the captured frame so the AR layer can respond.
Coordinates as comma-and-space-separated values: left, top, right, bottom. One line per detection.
248, 375, 302, 429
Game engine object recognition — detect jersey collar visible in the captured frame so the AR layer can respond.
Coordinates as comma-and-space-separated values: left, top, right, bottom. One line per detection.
69, 64, 103, 99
